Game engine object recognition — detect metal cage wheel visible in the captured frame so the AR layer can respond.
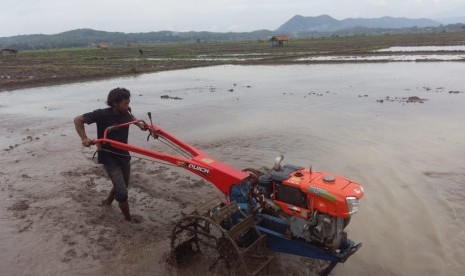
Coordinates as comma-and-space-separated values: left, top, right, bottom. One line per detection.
168, 215, 240, 273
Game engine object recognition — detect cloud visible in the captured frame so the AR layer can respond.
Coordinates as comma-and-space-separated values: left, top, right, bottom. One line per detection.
227, 25, 240, 32
0, 0, 464, 37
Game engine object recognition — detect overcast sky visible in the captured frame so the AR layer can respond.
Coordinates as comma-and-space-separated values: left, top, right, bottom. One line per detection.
1, 0, 464, 37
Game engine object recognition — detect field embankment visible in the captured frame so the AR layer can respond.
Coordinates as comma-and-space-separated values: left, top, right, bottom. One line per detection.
1, 31, 465, 91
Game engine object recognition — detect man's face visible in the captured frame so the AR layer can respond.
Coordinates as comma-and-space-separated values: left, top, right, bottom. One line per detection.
114, 99, 130, 114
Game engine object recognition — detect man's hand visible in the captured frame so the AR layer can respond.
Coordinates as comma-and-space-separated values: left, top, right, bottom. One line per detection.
82, 138, 93, 147
136, 120, 149, 131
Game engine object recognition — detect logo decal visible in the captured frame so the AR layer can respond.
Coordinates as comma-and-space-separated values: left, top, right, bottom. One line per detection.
308, 186, 337, 202
177, 161, 187, 167
201, 158, 214, 164
177, 161, 210, 175
188, 164, 210, 175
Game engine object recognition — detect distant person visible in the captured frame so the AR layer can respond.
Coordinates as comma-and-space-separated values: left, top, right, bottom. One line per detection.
139, 48, 144, 56
74, 87, 147, 222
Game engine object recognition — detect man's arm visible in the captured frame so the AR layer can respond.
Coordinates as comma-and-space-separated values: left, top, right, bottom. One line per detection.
74, 115, 93, 147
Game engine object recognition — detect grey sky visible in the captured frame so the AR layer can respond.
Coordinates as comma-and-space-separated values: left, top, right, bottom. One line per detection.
1, 0, 464, 37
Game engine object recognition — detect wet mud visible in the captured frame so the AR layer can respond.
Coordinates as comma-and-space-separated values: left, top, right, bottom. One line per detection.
1, 63, 465, 275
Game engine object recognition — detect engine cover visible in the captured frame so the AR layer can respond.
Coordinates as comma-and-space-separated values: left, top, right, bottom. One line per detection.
266, 165, 363, 219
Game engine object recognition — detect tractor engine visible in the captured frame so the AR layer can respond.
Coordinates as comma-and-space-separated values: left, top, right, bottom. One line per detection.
289, 211, 347, 251
255, 159, 363, 251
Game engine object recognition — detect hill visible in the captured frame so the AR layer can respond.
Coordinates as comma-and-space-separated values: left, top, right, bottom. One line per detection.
0, 29, 274, 50
0, 15, 461, 50
276, 15, 441, 34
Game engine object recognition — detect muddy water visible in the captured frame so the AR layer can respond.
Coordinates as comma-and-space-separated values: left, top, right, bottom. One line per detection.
1, 63, 465, 275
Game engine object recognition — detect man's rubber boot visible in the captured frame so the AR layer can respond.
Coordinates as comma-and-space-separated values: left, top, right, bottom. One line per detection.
118, 201, 132, 221
102, 188, 116, 206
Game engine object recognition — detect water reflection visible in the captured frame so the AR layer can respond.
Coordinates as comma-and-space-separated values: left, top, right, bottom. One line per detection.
378, 45, 465, 52
296, 55, 465, 61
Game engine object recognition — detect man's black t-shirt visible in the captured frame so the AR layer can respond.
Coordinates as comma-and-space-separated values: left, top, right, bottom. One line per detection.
82, 107, 133, 166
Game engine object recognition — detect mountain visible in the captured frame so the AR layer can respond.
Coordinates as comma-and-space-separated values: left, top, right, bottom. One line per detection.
0, 29, 274, 50
276, 15, 441, 34
436, 16, 465, 25
0, 15, 457, 50
275, 15, 342, 33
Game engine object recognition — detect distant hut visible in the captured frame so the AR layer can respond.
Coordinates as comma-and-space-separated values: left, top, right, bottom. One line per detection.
97, 43, 109, 49
0, 48, 18, 60
270, 35, 289, 47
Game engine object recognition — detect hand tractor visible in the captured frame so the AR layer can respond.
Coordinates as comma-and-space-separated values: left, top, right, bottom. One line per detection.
92, 113, 364, 275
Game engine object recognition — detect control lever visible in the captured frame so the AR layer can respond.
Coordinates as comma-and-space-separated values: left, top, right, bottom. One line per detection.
148, 112, 154, 127
146, 112, 158, 141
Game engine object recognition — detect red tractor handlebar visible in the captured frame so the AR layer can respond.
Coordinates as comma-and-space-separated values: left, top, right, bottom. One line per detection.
92, 120, 249, 196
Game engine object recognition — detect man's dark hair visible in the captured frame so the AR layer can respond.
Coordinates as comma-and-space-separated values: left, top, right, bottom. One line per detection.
107, 87, 131, 107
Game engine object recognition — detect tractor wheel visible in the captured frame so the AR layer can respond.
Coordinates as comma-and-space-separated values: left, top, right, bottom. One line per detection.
168, 215, 240, 273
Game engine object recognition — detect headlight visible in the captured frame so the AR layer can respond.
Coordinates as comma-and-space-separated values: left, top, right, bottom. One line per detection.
346, 197, 360, 215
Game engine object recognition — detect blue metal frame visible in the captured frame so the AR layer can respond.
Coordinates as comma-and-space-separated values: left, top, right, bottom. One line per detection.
255, 214, 360, 263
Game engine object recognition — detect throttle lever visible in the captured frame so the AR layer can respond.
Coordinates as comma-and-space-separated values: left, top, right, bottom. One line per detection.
147, 112, 154, 127
146, 111, 158, 141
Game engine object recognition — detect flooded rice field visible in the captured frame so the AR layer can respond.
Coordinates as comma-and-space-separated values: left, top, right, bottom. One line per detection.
1, 63, 465, 275
298, 45, 465, 62
377, 45, 465, 52
296, 54, 465, 62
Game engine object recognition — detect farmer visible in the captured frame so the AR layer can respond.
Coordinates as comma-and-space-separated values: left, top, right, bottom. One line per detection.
74, 87, 146, 221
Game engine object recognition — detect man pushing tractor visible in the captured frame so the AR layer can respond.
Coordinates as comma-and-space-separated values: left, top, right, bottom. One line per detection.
74, 87, 364, 275
74, 87, 147, 222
